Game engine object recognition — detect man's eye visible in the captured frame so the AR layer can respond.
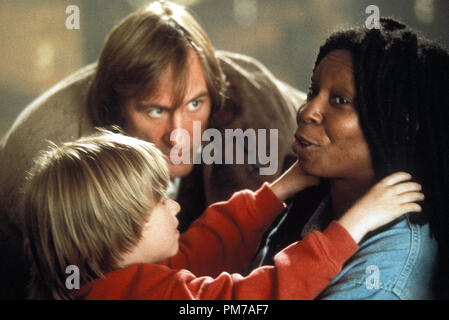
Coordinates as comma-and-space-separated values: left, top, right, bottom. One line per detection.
148, 108, 164, 118
187, 100, 200, 111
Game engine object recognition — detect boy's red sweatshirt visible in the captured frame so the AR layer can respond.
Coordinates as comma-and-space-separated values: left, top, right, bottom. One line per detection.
78, 183, 358, 300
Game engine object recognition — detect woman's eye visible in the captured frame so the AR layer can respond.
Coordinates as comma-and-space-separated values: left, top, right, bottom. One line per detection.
148, 108, 164, 118
333, 96, 351, 105
187, 100, 201, 111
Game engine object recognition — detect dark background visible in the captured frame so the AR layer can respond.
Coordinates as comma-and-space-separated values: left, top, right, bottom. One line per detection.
1, 0, 448, 139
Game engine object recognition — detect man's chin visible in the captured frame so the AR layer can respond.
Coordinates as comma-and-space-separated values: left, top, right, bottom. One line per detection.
168, 162, 194, 179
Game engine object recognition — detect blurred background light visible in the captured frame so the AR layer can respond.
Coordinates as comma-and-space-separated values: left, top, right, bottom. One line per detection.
35, 41, 55, 72
414, 0, 435, 23
128, 0, 201, 9
233, 0, 259, 27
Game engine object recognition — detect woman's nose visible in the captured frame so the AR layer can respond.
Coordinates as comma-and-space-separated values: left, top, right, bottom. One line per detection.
298, 99, 324, 125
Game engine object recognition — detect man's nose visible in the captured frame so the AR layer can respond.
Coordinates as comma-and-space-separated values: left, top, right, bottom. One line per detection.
166, 111, 188, 147
172, 109, 185, 131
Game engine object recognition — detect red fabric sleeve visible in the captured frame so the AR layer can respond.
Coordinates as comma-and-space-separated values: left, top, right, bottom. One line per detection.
230, 221, 359, 299
160, 183, 286, 277
81, 221, 358, 300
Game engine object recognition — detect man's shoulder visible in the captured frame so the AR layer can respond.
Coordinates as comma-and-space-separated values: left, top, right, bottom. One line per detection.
2, 63, 95, 139
0, 64, 97, 221
320, 217, 438, 299
19, 63, 94, 121
216, 50, 304, 101
211, 51, 304, 129
2, 64, 96, 147
43, 63, 96, 95
28, 63, 95, 110
216, 50, 273, 77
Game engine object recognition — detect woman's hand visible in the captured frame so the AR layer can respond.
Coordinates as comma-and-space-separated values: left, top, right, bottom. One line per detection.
270, 161, 320, 201
338, 172, 424, 243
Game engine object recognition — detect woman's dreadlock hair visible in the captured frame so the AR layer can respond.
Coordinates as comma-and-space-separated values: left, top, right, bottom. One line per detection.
314, 18, 449, 298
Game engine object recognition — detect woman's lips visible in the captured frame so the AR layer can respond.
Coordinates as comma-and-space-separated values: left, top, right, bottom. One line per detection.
293, 134, 320, 154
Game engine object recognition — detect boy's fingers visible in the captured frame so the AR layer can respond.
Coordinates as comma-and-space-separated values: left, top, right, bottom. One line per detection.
400, 202, 422, 214
392, 182, 422, 195
382, 172, 412, 186
398, 191, 425, 204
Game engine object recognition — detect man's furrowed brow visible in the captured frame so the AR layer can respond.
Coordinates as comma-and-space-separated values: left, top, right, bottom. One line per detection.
186, 91, 209, 102
135, 102, 170, 111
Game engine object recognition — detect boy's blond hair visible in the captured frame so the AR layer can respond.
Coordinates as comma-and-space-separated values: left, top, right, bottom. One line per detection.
23, 131, 170, 299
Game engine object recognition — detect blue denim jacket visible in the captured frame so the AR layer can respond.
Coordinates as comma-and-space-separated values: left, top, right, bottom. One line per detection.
300, 197, 439, 300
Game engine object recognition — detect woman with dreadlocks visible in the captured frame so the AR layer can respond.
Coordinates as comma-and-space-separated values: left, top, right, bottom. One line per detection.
253, 18, 449, 299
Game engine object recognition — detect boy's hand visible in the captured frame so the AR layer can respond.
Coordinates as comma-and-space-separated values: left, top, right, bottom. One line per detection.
338, 172, 424, 243
270, 161, 320, 201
